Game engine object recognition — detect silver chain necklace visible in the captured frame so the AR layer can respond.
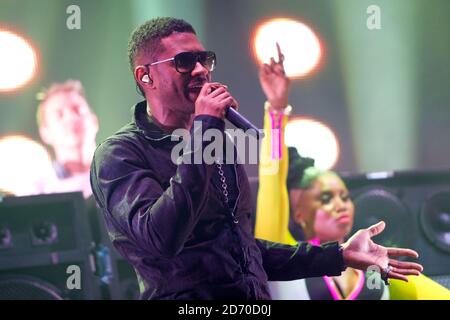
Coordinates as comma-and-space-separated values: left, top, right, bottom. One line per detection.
216, 163, 229, 204
216, 162, 238, 223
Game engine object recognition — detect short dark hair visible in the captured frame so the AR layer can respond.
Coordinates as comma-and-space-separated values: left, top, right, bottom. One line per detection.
127, 17, 196, 73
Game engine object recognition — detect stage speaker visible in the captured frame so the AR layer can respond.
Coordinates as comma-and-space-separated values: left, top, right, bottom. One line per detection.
0, 192, 101, 299
343, 169, 450, 288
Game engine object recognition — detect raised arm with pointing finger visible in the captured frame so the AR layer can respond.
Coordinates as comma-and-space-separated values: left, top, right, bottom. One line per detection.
255, 42, 423, 289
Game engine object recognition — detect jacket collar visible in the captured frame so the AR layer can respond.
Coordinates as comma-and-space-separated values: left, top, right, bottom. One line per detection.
133, 100, 182, 142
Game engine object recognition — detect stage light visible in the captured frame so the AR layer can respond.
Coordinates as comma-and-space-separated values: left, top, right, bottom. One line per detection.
253, 18, 322, 78
285, 117, 339, 170
0, 135, 55, 196
0, 30, 38, 92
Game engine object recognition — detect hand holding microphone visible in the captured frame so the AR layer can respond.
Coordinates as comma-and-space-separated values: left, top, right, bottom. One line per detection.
195, 82, 263, 138
195, 82, 237, 119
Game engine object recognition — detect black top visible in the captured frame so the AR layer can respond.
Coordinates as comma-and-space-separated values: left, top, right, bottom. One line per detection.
90, 101, 346, 300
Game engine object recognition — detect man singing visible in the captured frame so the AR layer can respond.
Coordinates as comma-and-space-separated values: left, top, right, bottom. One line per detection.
90, 17, 422, 300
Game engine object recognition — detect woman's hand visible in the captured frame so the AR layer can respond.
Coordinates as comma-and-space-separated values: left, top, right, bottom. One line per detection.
258, 42, 291, 112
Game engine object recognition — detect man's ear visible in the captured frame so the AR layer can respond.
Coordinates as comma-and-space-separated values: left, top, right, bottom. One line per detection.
135, 65, 153, 88
39, 125, 52, 145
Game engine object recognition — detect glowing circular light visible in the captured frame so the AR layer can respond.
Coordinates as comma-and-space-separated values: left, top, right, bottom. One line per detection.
285, 118, 339, 170
0, 30, 37, 92
253, 18, 322, 78
0, 135, 55, 196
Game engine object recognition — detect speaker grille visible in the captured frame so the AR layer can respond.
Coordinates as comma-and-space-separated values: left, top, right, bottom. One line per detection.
353, 187, 414, 248
420, 192, 450, 253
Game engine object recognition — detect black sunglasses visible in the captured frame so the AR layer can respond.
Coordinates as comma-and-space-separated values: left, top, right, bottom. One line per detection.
148, 51, 216, 74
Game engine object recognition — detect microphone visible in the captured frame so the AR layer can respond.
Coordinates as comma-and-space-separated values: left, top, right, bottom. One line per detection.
225, 106, 264, 139
205, 83, 264, 138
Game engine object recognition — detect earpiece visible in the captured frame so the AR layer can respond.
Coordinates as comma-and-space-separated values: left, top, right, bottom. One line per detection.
141, 74, 151, 83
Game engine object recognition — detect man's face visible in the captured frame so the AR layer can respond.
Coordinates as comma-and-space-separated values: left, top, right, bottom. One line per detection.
39, 91, 98, 151
296, 173, 355, 242
148, 32, 211, 115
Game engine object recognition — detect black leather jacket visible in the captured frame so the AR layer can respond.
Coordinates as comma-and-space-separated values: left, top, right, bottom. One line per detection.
90, 101, 346, 299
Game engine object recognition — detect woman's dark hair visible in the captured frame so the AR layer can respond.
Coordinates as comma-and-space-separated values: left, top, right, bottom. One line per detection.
286, 147, 315, 191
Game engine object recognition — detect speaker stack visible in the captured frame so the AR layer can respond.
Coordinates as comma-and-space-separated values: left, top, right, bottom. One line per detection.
0, 192, 141, 300
0, 192, 101, 299
343, 169, 450, 289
